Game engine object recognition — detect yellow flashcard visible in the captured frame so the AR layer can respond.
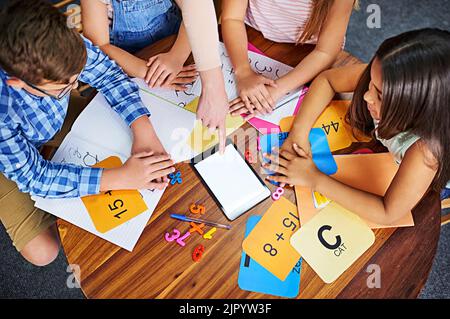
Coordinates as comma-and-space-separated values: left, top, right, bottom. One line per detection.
185, 96, 245, 152
81, 156, 148, 233
187, 117, 245, 153
279, 100, 370, 152
185, 97, 200, 113
290, 202, 375, 283
242, 197, 301, 281
313, 191, 331, 209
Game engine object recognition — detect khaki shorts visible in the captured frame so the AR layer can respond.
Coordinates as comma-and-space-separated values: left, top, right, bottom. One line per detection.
0, 93, 88, 251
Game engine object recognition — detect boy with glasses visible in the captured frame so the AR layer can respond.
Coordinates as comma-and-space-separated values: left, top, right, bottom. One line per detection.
0, 0, 175, 266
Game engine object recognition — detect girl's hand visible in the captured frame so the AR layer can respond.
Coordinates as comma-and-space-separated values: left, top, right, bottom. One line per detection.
145, 52, 186, 88
164, 64, 198, 91
263, 144, 322, 188
118, 151, 175, 190
229, 85, 284, 120
235, 68, 277, 115
280, 133, 311, 158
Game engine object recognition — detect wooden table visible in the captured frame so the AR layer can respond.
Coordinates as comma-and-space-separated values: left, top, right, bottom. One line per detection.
58, 28, 441, 299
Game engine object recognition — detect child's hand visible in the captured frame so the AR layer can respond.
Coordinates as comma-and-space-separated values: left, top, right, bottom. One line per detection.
145, 52, 186, 88
263, 144, 321, 188
280, 133, 311, 158
131, 116, 171, 187
229, 85, 284, 120
235, 68, 277, 115
164, 64, 198, 91
119, 151, 175, 190
196, 67, 229, 154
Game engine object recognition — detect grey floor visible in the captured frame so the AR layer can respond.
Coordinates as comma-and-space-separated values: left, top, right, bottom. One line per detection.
0, 0, 449, 298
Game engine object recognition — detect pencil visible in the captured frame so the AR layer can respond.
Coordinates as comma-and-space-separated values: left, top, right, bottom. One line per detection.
170, 214, 232, 230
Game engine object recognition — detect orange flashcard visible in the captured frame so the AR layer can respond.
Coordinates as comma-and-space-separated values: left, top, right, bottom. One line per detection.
81, 156, 148, 233
279, 100, 370, 152
295, 153, 414, 229
242, 197, 301, 281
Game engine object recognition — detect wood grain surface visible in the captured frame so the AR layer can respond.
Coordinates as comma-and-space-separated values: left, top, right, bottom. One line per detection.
57, 26, 441, 299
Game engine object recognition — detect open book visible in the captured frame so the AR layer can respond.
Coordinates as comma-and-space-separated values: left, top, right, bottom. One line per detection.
32, 134, 164, 251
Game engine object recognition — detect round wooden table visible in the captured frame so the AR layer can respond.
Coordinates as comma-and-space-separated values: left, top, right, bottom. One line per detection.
58, 28, 441, 299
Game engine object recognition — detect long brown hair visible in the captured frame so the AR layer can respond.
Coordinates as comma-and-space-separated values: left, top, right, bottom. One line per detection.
298, 0, 359, 44
347, 29, 450, 190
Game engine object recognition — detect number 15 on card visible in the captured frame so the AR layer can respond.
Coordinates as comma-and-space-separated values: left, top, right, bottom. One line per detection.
242, 197, 301, 281
81, 156, 148, 233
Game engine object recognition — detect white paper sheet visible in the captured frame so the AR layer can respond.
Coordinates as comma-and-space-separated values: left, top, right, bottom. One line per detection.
33, 134, 164, 251
252, 96, 300, 124
190, 43, 301, 105
139, 83, 198, 109
70, 79, 198, 163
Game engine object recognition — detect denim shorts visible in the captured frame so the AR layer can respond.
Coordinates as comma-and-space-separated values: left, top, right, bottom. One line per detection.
110, 0, 182, 53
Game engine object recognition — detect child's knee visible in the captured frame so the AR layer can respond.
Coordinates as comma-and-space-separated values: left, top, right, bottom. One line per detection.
20, 227, 60, 267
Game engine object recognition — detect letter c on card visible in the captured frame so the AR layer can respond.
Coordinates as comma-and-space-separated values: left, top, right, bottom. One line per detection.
318, 225, 342, 250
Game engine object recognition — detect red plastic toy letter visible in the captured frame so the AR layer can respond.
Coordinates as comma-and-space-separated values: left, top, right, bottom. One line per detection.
245, 151, 256, 164
192, 244, 205, 262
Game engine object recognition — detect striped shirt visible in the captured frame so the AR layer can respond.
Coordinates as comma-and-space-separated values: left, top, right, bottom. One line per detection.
245, 0, 316, 44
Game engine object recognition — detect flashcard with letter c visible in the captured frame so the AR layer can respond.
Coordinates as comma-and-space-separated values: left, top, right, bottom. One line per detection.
290, 202, 375, 283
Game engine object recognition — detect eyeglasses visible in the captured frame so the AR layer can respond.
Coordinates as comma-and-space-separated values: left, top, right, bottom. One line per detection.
24, 74, 81, 100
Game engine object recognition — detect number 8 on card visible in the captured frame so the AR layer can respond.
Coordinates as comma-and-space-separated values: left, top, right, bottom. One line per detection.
242, 197, 301, 281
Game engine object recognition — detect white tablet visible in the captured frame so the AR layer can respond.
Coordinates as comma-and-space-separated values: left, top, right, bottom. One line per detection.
191, 141, 270, 220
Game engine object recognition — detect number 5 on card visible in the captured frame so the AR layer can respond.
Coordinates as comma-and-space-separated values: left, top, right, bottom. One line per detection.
242, 197, 300, 281
81, 156, 148, 233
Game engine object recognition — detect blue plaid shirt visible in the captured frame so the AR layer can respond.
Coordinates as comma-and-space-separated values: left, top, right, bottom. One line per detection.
0, 37, 150, 198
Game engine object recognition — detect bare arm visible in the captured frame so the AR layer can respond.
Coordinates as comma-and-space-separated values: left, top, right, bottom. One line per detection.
282, 64, 366, 154
221, 0, 277, 114
276, 0, 354, 95
314, 142, 437, 224
221, 0, 251, 77
169, 23, 191, 65
81, 0, 148, 79
175, 0, 228, 153
175, 0, 221, 71
269, 140, 437, 225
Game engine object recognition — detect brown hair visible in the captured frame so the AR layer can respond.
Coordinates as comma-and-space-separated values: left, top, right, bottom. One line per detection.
347, 29, 450, 190
298, 0, 359, 44
0, 0, 86, 85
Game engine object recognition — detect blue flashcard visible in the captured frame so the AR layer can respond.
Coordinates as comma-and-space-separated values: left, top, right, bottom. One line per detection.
259, 128, 337, 178
238, 216, 302, 298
